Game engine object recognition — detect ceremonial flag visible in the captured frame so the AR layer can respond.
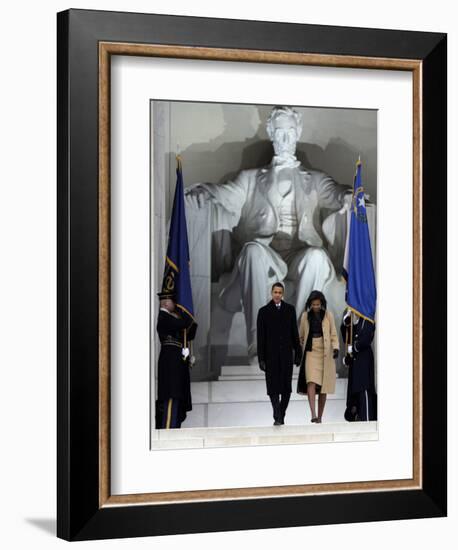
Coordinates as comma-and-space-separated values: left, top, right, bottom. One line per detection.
159, 156, 195, 320
342, 159, 376, 322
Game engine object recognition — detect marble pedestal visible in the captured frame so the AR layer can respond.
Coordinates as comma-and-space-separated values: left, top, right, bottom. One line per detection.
186, 202, 377, 381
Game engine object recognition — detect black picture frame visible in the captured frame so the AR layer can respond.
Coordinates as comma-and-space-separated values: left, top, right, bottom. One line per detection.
57, 8, 447, 541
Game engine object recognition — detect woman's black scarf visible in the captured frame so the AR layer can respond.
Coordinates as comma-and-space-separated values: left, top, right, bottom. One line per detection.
304, 308, 325, 351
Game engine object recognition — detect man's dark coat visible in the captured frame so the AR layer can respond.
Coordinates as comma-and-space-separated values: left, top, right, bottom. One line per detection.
257, 300, 301, 396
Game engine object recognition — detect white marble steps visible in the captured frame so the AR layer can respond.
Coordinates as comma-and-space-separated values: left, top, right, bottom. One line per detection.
183, 398, 347, 428
219, 364, 276, 381
151, 421, 378, 450
186, 365, 348, 428
191, 377, 347, 404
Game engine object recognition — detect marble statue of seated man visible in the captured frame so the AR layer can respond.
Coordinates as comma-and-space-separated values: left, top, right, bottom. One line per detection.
185, 106, 352, 361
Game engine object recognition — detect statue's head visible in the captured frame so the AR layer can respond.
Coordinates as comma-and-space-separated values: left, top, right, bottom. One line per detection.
266, 106, 302, 158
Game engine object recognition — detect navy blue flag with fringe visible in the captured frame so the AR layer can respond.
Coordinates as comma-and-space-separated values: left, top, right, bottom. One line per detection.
342, 159, 376, 322
159, 157, 195, 320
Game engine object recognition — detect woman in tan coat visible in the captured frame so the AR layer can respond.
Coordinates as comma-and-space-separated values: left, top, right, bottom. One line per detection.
297, 290, 339, 423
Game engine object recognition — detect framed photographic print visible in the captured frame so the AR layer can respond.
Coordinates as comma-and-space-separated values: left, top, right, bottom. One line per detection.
57, 8, 447, 541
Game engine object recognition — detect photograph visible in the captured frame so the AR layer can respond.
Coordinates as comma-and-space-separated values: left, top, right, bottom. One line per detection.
152, 100, 378, 448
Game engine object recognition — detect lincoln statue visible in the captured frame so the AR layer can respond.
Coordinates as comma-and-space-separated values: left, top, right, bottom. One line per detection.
185, 106, 352, 362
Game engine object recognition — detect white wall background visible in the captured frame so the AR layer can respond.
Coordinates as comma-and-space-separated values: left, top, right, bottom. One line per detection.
0, 1, 454, 549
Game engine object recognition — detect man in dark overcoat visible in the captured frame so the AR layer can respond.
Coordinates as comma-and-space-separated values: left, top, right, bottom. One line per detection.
257, 282, 302, 425
155, 293, 197, 429
341, 310, 377, 421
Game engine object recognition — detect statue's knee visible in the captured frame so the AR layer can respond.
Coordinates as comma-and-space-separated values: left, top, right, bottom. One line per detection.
240, 241, 265, 262
297, 246, 329, 271
307, 246, 328, 262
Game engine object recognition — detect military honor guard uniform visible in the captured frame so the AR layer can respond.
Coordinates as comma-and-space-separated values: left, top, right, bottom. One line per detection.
155, 293, 197, 429
341, 311, 377, 422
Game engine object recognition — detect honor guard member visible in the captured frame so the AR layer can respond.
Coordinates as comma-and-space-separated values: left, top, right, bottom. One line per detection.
341, 309, 377, 422
155, 291, 197, 429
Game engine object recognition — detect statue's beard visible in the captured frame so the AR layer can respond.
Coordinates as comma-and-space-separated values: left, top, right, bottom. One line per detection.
272, 143, 297, 161
271, 144, 298, 167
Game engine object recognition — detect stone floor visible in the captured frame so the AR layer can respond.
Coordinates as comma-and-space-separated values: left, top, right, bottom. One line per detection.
152, 421, 378, 450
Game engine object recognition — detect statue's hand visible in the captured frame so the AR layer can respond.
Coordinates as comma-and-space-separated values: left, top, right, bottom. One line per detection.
343, 191, 353, 208
338, 191, 353, 215
184, 186, 211, 209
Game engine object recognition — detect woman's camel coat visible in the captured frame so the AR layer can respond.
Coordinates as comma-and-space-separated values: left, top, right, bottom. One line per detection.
297, 310, 339, 395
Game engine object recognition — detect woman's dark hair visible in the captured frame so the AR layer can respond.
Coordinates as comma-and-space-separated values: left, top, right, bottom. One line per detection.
305, 290, 327, 311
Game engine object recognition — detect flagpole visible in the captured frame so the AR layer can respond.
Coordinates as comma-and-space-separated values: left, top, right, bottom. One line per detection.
177, 153, 186, 360
174, 153, 193, 361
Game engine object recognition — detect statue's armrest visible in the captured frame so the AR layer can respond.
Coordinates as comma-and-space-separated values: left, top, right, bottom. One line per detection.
322, 203, 377, 274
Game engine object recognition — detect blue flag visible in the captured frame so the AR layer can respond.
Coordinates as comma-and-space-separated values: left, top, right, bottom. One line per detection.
342, 160, 376, 322
159, 157, 195, 320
